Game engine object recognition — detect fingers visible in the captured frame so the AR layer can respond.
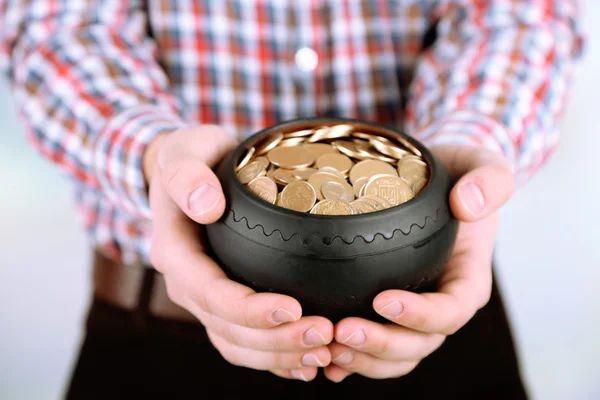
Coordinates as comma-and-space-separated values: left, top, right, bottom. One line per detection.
163, 157, 226, 224
199, 311, 334, 352
161, 249, 304, 330
327, 342, 418, 380
432, 145, 514, 221
323, 364, 353, 383
271, 368, 319, 382
149, 171, 303, 329
333, 318, 445, 362
156, 125, 237, 224
373, 235, 493, 335
207, 330, 332, 371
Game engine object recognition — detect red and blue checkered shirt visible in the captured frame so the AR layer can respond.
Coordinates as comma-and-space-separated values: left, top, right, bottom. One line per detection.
0, 0, 584, 265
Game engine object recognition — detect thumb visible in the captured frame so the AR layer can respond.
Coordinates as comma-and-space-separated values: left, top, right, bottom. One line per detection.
163, 156, 226, 224
157, 126, 237, 224
432, 145, 515, 222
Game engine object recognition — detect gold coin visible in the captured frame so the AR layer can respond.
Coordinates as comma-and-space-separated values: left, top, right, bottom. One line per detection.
280, 180, 317, 212
354, 140, 376, 158
331, 140, 364, 160
350, 199, 378, 214
247, 176, 278, 204
307, 172, 348, 201
353, 176, 369, 198
354, 140, 396, 163
267, 146, 315, 169
363, 175, 414, 206
322, 124, 353, 139
307, 126, 332, 143
315, 153, 353, 174
398, 159, 428, 184
255, 132, 284, 155
349, 159, 397, 184
278, 137, 306, 147
321, 181, 354, 203
266, 165, 276, 180
396, 136, 422, 157
292, 167, 318, 180
412, 177, 428, 195
355, 196, 385, 210
401, 154, 423, 163
276, 193, 283, 206
362, 194, 393, 209
307, 124, 352, 143
351, 132, 372, 141
236, 146, 256, 171
237, 161, 266, 184
369, 137, 409, 159
273, 168, 297, 185
254, 156, 270, 171
311, 199, 354, 215
318, 166, 345, 179
303, 143, 340, 159
284, 129, 314, 138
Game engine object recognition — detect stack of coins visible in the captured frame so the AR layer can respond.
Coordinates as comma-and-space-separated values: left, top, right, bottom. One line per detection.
236, 124, 429, 215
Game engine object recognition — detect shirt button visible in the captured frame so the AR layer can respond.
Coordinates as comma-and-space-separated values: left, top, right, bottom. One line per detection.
295, 47, 319, 72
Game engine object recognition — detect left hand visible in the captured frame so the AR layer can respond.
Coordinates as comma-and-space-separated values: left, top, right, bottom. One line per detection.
324, 144, 515, 382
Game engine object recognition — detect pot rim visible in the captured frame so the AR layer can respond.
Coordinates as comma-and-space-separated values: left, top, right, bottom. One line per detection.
229, 117, 440, 221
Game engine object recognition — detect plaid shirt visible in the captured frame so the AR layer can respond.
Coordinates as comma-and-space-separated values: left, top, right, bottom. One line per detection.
0, 0, 584, 265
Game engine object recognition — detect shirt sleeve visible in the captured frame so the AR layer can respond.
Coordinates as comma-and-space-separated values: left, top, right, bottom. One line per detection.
0, 0, 188, 220
405, 0, 585, 185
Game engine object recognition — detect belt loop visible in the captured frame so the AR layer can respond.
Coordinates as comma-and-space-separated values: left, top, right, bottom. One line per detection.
132, 267, 156, 332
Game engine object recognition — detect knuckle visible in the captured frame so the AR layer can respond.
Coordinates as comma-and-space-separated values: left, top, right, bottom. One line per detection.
220, 348, 243, 368
160, 151, 185, 186
369, 336, 390, 358
271, 333, 287, 352
164, 278, 183, 305
216, 323, 239, 346
149, 246, 165, 272
478, 290, 492, 310
273, 352, 291, 369
411, 313, 429, 331
241, 307, 255, 328
400, 362, 418, 376
443, 311, 472, 335
207, 332, 242, 368
196, 280, 218, 315
416, 334, 445, 361
443, 321, 462, 336
194, 290, 211, 314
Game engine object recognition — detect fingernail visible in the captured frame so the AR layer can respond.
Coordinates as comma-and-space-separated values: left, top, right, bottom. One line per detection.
303, 328, 327, 346
290, 369, 308, 382
342, 329, 365, 346
332, 352, 353, 365
271, 308, 297, 324
302, 353, 324, 367
188, 184, 220, 216
379, 300, 404, 318
457, 182, 485, 217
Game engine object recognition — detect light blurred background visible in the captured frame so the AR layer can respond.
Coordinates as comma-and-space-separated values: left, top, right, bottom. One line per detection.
1, 2, 599, 399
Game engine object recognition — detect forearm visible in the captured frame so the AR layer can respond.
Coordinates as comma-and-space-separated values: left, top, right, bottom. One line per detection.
406, 0, 584, 184
0, 0, 188, 219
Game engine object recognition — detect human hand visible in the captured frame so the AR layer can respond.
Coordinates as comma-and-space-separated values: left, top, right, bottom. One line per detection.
324, 144, 515, 382
144, 126, 334, 381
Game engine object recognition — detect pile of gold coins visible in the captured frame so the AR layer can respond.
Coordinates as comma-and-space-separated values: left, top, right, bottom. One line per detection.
236, 124, 429, 215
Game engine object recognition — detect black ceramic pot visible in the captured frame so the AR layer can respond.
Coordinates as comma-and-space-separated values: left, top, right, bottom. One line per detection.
205, 117, 459, 322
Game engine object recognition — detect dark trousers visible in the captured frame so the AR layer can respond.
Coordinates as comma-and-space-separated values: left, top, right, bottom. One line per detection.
64, 274, 528, 400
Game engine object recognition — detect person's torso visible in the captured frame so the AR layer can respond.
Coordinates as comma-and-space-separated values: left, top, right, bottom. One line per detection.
81, 0, 439, 263
147, 0, 437, 139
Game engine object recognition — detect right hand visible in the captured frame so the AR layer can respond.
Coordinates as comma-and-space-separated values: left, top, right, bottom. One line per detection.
144, 125, 334, 382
